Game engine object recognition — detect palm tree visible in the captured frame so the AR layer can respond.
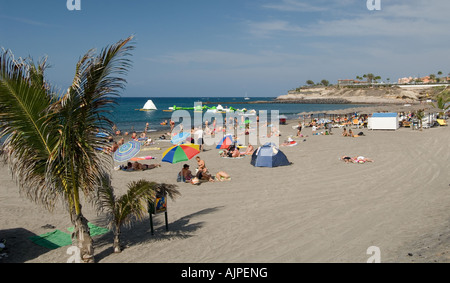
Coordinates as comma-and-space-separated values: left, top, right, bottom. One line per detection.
429, 74, 436, 83
96, 179, 180, 253
431, 90, 450, 117
0, 36, 134, 262
415, 110, 425, 131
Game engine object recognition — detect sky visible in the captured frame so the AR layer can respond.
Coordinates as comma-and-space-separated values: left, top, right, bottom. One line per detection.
1, 0, 450, 97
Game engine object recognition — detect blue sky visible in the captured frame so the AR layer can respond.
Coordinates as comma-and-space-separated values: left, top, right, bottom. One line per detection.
1, 0, 450, 97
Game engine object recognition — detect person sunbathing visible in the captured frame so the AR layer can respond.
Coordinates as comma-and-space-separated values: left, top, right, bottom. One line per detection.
215, 171, 231, 181
340, 156, 373, 163
196, 156, 207, 172
353, 156, 373, 163
220, 149, 230, 157
340, 156, 353, 163
180, 164, 193, 182
281, 138, 297, 146
241, 144, 254, 155
196, 167, 214, 182
132, 161, 161, 171
231, 147, 241, 158
342, 128, 350, 137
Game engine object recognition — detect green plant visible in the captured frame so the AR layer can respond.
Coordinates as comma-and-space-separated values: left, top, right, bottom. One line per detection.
96, 179, 180, 253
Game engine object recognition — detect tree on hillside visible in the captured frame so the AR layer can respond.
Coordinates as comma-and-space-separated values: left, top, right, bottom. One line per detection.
0, 36, 134, 262
306, 80, 315, 86
321, 79, 330, 86
429, 74, 436, 83
361, 73, 378, 84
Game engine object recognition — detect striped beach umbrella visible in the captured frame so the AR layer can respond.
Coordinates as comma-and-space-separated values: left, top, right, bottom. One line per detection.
161, 144, 200, 164
113, 140, 141, 162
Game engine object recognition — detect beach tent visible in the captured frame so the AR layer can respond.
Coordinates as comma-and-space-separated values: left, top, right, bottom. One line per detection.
279, 115, 287, 125
250, 143, 291, 168
216, 134, 234, 149
367, 113, 399, 130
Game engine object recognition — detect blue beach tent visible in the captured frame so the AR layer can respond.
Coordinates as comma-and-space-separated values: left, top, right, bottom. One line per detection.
250, 143, 291, 168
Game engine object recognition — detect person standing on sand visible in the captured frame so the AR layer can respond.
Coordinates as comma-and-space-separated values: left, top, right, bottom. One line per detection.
296, 121, 302, 137
194, 127, 204, 151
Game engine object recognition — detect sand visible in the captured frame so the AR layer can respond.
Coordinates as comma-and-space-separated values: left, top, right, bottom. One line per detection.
0, 118, 449, 263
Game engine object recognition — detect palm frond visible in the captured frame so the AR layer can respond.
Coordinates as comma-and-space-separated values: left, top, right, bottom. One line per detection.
47, 36, 135, 207
96, 179, 180, 230
0, 49, 61, 209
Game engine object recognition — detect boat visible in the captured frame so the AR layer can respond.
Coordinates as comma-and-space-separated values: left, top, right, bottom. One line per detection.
137, 99, 157, 111
244, 93, 250, 100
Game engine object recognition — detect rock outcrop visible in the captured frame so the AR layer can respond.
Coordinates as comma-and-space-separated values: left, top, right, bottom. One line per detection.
276, 86, 442, 104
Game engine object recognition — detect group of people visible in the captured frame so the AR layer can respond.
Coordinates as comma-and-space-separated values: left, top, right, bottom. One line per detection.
219, 139, 255, 158
179, 156, 231, 185
342, 128, 364, 137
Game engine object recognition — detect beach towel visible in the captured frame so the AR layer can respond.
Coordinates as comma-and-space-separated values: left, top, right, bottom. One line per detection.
29, 230, 72, 249
141, 147, 161, 151
220, 155, 245, 159
67, 222, 109, 237
130, 156, 156, 161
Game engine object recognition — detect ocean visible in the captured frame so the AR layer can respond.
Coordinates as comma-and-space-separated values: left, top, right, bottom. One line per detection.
109, 97, 366, 133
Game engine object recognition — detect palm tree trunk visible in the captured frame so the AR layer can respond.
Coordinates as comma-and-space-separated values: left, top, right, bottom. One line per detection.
70, 207, 95, 263
113, 226, 122, 253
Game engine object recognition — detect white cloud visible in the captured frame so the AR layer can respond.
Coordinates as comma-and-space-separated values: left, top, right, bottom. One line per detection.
246, 20, 305, 38
262, 0, 328, 12
0, 15, 51, 27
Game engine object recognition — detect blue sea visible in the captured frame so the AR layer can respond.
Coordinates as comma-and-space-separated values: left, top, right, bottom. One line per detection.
109, 97, 366, 133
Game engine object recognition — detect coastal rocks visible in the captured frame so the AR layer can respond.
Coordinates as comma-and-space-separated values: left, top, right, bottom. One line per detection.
276, 86, 425, 104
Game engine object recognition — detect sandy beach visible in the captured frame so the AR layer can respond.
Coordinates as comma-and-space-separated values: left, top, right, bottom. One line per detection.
0, 114, 449, 263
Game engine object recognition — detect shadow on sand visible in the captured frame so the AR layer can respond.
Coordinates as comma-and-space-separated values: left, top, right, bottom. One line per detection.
94, 206, 223, 262
0, 228, 53, 263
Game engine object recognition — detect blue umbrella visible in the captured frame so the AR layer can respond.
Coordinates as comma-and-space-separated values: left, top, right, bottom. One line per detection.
113, 140, 141, 162
171, 132, 191, 145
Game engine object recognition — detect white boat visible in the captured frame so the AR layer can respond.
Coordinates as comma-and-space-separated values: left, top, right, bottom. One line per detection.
138, 100, 157, 111
244, 93, 250, 100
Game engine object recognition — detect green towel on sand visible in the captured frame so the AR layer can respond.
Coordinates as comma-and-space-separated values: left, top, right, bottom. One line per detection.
29, 230, 72, 250
29, 223, 108, 250
67, 222, 109, 237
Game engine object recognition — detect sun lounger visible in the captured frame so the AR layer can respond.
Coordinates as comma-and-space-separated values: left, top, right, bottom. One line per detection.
437, 119, 448, 126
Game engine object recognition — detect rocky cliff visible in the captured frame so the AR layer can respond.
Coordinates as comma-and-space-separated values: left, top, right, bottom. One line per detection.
276, 86, 441, 104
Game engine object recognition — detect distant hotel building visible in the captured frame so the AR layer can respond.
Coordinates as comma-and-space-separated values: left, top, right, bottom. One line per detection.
398, 76, 450, 84
337, 79, 366, 86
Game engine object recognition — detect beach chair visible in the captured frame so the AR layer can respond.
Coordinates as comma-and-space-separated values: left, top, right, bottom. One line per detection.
437, 119, 448, 126
352, 119, 361, 129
